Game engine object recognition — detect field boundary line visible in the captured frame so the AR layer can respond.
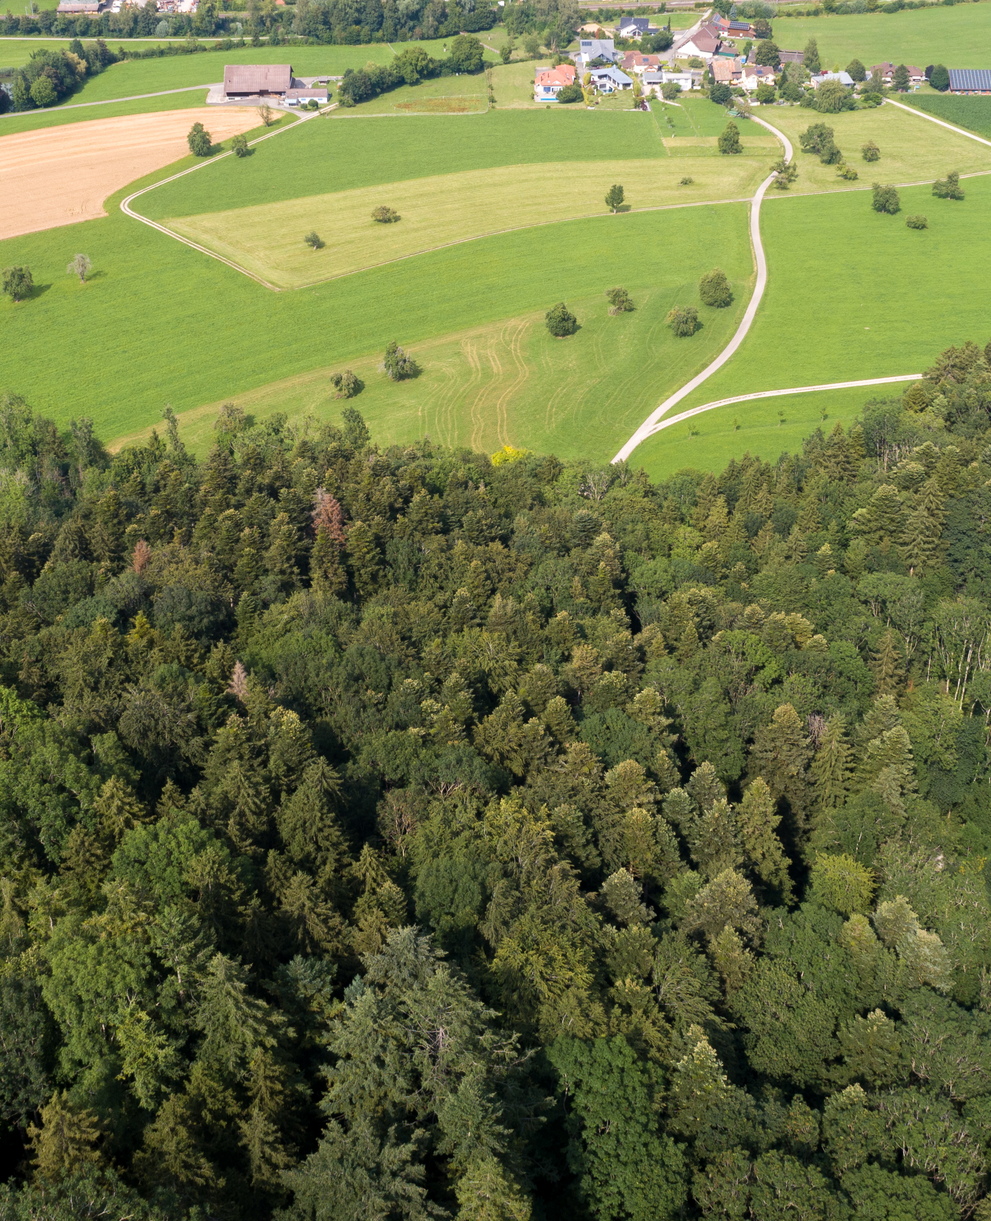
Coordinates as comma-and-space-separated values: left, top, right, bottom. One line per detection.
612, 112, 793, 464
119, 109, 317, 291
636, 374, 922, 443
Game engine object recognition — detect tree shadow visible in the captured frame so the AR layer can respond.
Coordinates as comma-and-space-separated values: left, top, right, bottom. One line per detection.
85, 270, 107, 283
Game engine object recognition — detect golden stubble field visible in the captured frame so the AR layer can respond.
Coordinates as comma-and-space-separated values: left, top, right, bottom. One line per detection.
0, 107, 260, 240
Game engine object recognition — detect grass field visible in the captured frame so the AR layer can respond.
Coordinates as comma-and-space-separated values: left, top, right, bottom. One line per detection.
772, 5, 991, 71
904, 93, 991, 140
0, 167, 753, 458
626, 173, 991, 475
162, 155, 769, 289
634, 384, 893, 481
0, 37, 184, 68
762, 101, 991, 193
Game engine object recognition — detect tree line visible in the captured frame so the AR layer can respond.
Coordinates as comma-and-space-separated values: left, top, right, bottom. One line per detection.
0, 339, 990, 1218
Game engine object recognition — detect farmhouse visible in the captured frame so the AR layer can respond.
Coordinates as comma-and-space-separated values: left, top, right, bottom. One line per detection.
285, 85, 329, 106
869, 62, 924, 85
222, 64, 294, 100
712, 56, 742, 85
534, 63, 576, 101
948, 68, 991, 92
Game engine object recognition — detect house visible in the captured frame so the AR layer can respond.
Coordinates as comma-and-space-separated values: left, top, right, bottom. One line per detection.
586, 65, 634, 92
868, 62, 921, 85
810, 70, 855, 88
740, 63, 776, 92
285, 86, 329, 106
223, 64, 294, 99
534, 62, 576, 101
620, 51, 663, 75
642, 68, 697, 94
574, 38, 621, 71
948, 68, 991, 92
675, 23, 723, 61
712, 56, 742, 84
618, 16, 658, 39
714, 15, 757, 39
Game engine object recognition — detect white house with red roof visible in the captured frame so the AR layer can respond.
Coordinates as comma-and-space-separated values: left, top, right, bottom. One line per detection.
534, 63, 577, 101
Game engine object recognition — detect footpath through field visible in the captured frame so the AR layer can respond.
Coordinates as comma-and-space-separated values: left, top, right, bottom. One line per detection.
612, 112, 792, 463
613, 99, 991, 465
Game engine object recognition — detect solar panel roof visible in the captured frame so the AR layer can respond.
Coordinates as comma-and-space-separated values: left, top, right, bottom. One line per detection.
948, 68, 991, 90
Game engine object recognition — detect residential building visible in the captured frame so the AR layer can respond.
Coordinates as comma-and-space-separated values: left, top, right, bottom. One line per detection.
534, 62, 576, 101
618, 16, 658, 39
948, 68, 991, 92
285, 86, 329, 105
574, 38, 620, 71
675, 23, 722, 61
714, 15, 757, 39
620, 51, 663, 75
642, 68, 697, 94
586, 65, 634, 91
810, 70, 855, 88
740, 63, 775, 92
712, 56, 742, 84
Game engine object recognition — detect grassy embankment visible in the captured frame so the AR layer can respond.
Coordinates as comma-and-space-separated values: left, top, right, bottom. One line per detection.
634, 172, 991, 480
771, 4, 991, 70
0, 107, 754, 462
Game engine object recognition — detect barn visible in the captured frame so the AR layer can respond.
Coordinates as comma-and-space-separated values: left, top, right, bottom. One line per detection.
222, 64, 294, 100
948, 68, 991, 93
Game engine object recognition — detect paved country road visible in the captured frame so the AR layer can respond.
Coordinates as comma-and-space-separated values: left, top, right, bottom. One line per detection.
612, 111, 793, 463
0, 84, 212, 120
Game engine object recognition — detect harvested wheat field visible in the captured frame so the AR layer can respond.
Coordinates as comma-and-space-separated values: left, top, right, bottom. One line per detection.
0, 107, 260, 241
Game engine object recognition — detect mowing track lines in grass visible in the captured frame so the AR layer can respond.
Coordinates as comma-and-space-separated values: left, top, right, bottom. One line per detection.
885, 97, 991, 152
613, 112, 792, 463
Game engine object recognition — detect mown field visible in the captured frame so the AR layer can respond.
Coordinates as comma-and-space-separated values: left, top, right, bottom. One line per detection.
162, 154, 770, 289
764, 100, 991, 193
0, 37, 187, 67
904, 93, 991, 139
0, 149, 753, 460
772, 4, 991, 70
631, 173, 991, 476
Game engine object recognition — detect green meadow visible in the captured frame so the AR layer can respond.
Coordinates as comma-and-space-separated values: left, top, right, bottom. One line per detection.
773, 4, 991, 71
630, 174, 991, 475
0, 165, 753, 459
0, 37, 185, 67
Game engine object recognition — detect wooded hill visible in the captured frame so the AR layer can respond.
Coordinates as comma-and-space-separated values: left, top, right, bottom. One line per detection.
1, 339, 991, 1221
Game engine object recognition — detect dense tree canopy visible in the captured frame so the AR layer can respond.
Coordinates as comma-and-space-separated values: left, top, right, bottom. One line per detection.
1, 336, 991, 1216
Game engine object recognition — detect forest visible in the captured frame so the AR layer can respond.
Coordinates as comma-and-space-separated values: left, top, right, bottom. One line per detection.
1, 338, 991, 1220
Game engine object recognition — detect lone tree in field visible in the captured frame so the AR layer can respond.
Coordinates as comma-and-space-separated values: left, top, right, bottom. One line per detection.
259, 103, 275, 126
771, 158, 798, 189
871, 183, 901, 214
862, 140, 880, 162
545, 303, 578, 336
605, 184, 625, 213
303, 231, 324, 251
187, 122, 212, 157
606, 287, 634, 314
231, 134, 249, 157
666, 305, 700, 336
66, 254, 92, 284
906, 215, 928, 229
929, 64, 950, 92
2, 266, 33, 302
372, 206, 401, 223
330, 370, 362, 398
699, 269, 732, 308
718, 122, 742, 155
933, 171, 964, 200
382, 341, 418, 380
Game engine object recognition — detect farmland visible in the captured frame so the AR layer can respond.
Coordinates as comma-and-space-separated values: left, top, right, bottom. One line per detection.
772, 4, 991, 72
905, 93, 991, 140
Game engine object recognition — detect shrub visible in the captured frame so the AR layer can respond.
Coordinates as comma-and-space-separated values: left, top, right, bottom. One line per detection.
187, 122, 212, 157
871, 183, 900, 214
717, 122, 742, 154
699, 269, 732, 308
330, 370, 363, 398
860, 92, 883, 107
755, 82, 776, 104
382, 341, 418, 379
932, 171, 964, 200
303, 231, 324, 250
231, 134, 249, 157
836, 163, 858, 180
861, 140, 880, 162
771, 158, 798, 189
557, 82, 583, 102
679, 176, 694, 185
661, 81, 681, 100
606, 287, 634, 314
545, 302, 578, 337
906, 214, 928, 229
667, 306, 700, 336
1, 265, 33, 302
372, 206, 401, 223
